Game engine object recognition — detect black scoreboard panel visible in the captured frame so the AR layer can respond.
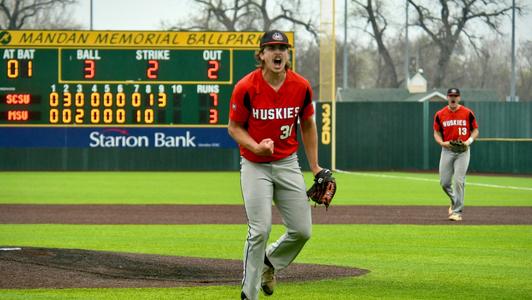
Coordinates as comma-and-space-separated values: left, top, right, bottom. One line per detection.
0, 30, 295, 126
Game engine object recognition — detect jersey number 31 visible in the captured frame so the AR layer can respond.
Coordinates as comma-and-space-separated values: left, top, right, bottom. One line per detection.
280, 124, 294, 139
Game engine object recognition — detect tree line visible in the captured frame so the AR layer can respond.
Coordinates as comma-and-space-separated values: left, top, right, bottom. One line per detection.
1, 0, 530, 101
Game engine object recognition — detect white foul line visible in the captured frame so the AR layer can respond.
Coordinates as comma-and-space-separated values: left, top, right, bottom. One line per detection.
335, 170, 532, 192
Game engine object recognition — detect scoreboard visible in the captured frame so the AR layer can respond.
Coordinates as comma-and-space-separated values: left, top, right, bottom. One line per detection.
0, 30, 295, 127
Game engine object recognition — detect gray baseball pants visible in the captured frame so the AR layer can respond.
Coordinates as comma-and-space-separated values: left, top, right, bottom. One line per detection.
240, 153, 312, 300
439, 147, 471, 215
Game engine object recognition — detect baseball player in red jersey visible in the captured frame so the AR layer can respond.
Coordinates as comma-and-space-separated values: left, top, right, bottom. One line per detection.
228, 30, 323, 300
433, 88, 479, 221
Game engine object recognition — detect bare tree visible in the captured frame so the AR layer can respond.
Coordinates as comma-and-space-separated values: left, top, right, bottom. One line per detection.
0, 0, 77, 29
336, 39, 376, 89
408, 0, 518, 88
26, 0, 81, 29
517, 41, 532, 101
165, 0, 318, 40
297, 37, 374, 97
352, 0, 400, 87
165, 0, 256, 31
458, 37, 511, 98
296, 40, 319, 91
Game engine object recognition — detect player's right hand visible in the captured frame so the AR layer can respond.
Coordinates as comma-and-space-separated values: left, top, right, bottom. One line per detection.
254, 138, 274, 156
440, 141, 451, 149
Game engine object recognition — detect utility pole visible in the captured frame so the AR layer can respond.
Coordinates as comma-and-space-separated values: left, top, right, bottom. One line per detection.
343, 0, 348, 88
404, 0, 409, 87
90, 0, 94, 30
510, 0, 517, 101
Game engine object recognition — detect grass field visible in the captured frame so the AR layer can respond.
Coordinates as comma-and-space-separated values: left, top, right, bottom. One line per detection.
2, 171, 531, 205
1, 171, 532, 299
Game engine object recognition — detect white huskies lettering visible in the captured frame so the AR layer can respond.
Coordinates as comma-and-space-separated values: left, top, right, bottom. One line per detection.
252, 107, 300, 120
442, 119, 466, 127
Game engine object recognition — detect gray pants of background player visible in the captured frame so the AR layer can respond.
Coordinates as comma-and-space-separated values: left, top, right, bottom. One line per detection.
439, 147, 471, 215
240, 153, 312, 300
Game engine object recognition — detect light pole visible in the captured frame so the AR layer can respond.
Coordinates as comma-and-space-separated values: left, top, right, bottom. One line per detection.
90, 0, 94, 30
343, 0, 348, 89
404, 0, 409, 87
510, 0, 517, 101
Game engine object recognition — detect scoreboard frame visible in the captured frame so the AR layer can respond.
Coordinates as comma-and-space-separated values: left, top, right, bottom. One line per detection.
0, 30, 295, 127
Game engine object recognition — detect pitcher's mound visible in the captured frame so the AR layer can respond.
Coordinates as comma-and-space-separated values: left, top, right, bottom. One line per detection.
0, 247, 369, 289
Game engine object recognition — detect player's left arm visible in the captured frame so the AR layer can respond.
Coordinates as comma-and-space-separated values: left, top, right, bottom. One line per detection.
465, 128, 479, 146
465, 111, 479, 146
300, 116, 321, 175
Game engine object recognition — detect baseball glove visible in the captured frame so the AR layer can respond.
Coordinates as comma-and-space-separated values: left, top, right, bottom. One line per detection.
449, 139, 468, 153
307, 169, 336, 209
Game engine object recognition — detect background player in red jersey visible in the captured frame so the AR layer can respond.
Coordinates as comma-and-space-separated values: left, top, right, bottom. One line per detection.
433, 88, 479, 221
228, 30, 324, 300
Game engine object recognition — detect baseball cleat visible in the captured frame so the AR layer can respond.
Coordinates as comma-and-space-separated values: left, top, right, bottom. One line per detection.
448, 213, 462, 221
261, 264, 276, 296
448, 205, 453, 216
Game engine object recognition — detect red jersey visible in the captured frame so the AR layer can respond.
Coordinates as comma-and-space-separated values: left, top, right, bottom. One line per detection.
229, 68, 314, 163
434, 105, 478, 142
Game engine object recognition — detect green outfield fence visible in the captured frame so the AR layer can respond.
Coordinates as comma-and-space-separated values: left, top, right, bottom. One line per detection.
1, 101, 531, 174
328, 101, 532, 174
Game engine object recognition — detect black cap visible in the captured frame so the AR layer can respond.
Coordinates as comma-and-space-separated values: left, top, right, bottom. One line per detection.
447, 88, 460, 96
260, 30, 291, 48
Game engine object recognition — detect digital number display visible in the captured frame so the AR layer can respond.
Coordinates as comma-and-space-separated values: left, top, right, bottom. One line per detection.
59, 49, 229, 82
0, 30, 294, 126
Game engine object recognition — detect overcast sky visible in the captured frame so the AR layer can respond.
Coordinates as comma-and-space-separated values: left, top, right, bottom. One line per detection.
73, 0, 531, 44
74, 0, 191, 30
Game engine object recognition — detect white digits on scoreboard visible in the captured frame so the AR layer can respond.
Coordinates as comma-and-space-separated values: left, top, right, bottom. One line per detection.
171, 85, 183, 93
116, 84, 126, 107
